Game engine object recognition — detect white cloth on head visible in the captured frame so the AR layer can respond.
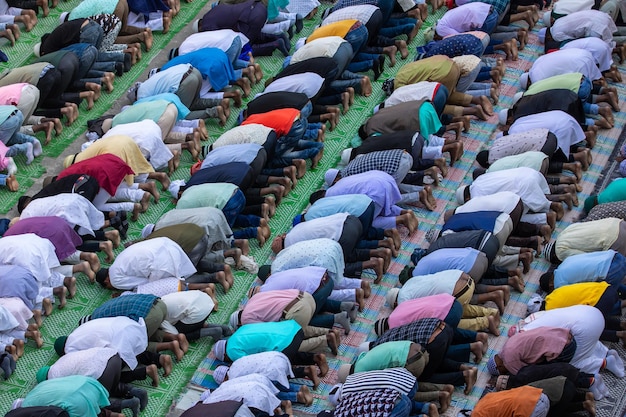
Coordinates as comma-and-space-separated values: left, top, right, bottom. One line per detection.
160, 290, 214, 334
226, 352, 294, 389
0, 234, 63, 288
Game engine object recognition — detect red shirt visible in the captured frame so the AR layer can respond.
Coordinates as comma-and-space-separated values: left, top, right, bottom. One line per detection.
242, 108, 300, 137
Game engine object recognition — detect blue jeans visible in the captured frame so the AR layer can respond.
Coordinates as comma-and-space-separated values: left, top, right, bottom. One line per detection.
579, 75, 592, 102
333, 42, 354, 73
0, 174, 6, 186
222, 189, 247, 227
432, 85, 449, 115
271, 140, 323, 167
223, 189, 260, 239
79, 21, 104, 49
274, 381, 300, 402
0, 110, 36, 157
606, 252, 626, 296
310, 278, 337, 328
225, 37, 246, 69
344, 25, 369, 55
478, 9, 499, 35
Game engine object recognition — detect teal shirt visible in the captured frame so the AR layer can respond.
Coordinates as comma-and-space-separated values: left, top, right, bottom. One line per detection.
22, 376, 110, 417
177, 183, 238, 210
354, 341, 411, 372
0, 105, 17, 125
599, 178, 626, 205
487, 151, 547, 173
418, 102, 442, 141
226, 320, 302, 361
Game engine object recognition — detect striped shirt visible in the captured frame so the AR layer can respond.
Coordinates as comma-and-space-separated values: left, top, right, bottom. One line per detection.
342, 368, 416, 397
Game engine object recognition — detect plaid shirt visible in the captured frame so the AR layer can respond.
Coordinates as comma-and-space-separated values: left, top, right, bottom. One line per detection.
91, 294, 158, 322
342, 149, 404, 179
463, 0, 509, 17
330, 0, 377, 14
372, 318, 441, 347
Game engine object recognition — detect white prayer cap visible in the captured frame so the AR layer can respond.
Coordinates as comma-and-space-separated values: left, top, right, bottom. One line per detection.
542, 11, 551, 28
519, 72, 529, 90
213, 339, 227, 361
538, 27, 547, 44
59, 12, 69, 23
455, 185, 468, 205
341, 148, 352, 166
329, 384, 343, 406
141, 224, 155, 239
33, 43, 41, 57
498, 109, 509, 125
229, 311, 240, 329
357, 341, 371, 355
324, 169, 340, 186
373, 104, 380, 114
512, 92, 523, 105
192, 19, 200, 33
385, 288, 399, 308
527, 294, 544, 314
295, 38, 306, 51
213, 365, 229, 384
169, 179, 186, 197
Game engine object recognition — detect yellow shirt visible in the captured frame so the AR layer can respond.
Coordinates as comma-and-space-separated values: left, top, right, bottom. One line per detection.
545, 281, 609, 310
555, 218, 621, 260
307, 20, 358, 42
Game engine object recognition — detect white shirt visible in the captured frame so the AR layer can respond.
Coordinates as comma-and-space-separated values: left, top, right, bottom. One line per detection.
202, 374, 281, 415
322, 5, 378, 25
0, 233, 61, 286
212, 124, 274, 148
400, 270, 464, 303
291, 37, 345, 64
21, 194, 105, 237
561, 37, 613, 72
48, 347, 118, 380
179, 30, 250, 55
155, 207, 234, 251
133, 278, 181, 297
226, 352, 294, 389
384, 82, 440, 108
262, 73, 324, 99
551, 10, 617, 46
285, 0, 320, 18
272, 238, 347, 286
0, 297, 31, 330
469, 167, 551, 213
519, 306, 607, 375
201, 143, 263, 169
529, 48, 602, 82
260, 266, 327, 293
0, 304, 19, 332
435, 3, 491, 37
284, 212, 349, 247
456, 191, 521, 215
508, 111, 585, 156
160, 290, 213, 334
109, 237, 197, 290
65, 317, 148, 369
103, 120, 173, 171
552, 0, 594, 15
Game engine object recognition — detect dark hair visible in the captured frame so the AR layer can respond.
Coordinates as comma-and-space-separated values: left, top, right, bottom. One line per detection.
309, 190, 326, 205
95, 268, 109, 287
475, 150, 490, 168
472, 168, 487, 180
17, 196, 31, 214
539, 271, 553, 293
358, 125, 368, 140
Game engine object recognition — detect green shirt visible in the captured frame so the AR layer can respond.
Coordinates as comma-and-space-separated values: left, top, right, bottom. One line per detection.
177, 183, 238, 210
354, 341, 411, 372
112, 100, 170, 127
599, 178, 626, 205
22, 375, 110, 417
487, 151, 547, 173
525, 72, 581, 96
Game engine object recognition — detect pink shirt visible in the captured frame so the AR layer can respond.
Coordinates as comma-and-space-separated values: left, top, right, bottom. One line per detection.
388, 293, 455, 329
0, 141, 9, 171
0, 83, 27, 106
500, 327, 571, 375
435, 3, 491, 37
241, 289, 301, 324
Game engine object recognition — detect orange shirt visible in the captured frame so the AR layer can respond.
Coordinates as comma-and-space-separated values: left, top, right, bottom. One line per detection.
242, 108, 300, 137
307, 19, 359, 43
472, 386, 543, 417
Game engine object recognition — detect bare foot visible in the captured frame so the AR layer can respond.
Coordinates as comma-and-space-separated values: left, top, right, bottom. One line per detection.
476, 332, 489, 353
326, 331, 338, 355
146, 364, 159, 386
65, 276, 77, 299
100, 241, 115, 263
463, 367, 478, 395
361, 280, 371, 298
304, 365, 320, 389
355, 288, 365, 311
470, 341, 483, 363
177, 333, 189, 353
314, 353, 328, 376
488, 313, 501, 336
509, 275, 525, 293
160, 354, 173, 377
42, 298, 52, 316
297, 385, 313, 406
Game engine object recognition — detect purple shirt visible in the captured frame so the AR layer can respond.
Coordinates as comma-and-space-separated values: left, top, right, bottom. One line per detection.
326, 170, 402, 217
4, 216, 82, 260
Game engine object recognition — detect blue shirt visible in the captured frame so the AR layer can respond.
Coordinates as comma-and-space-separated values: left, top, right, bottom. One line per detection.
137, 64, 190, 99
306, 194, 373, 221
135, 93, 190, 120
162, 48, 235, 92
226, 320, 301, 361
553, 250, 616, 288
442, 211, 502, 233
413, 248, 481, 276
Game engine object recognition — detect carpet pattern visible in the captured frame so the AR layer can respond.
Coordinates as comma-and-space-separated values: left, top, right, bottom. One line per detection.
2, 1, 626, 416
